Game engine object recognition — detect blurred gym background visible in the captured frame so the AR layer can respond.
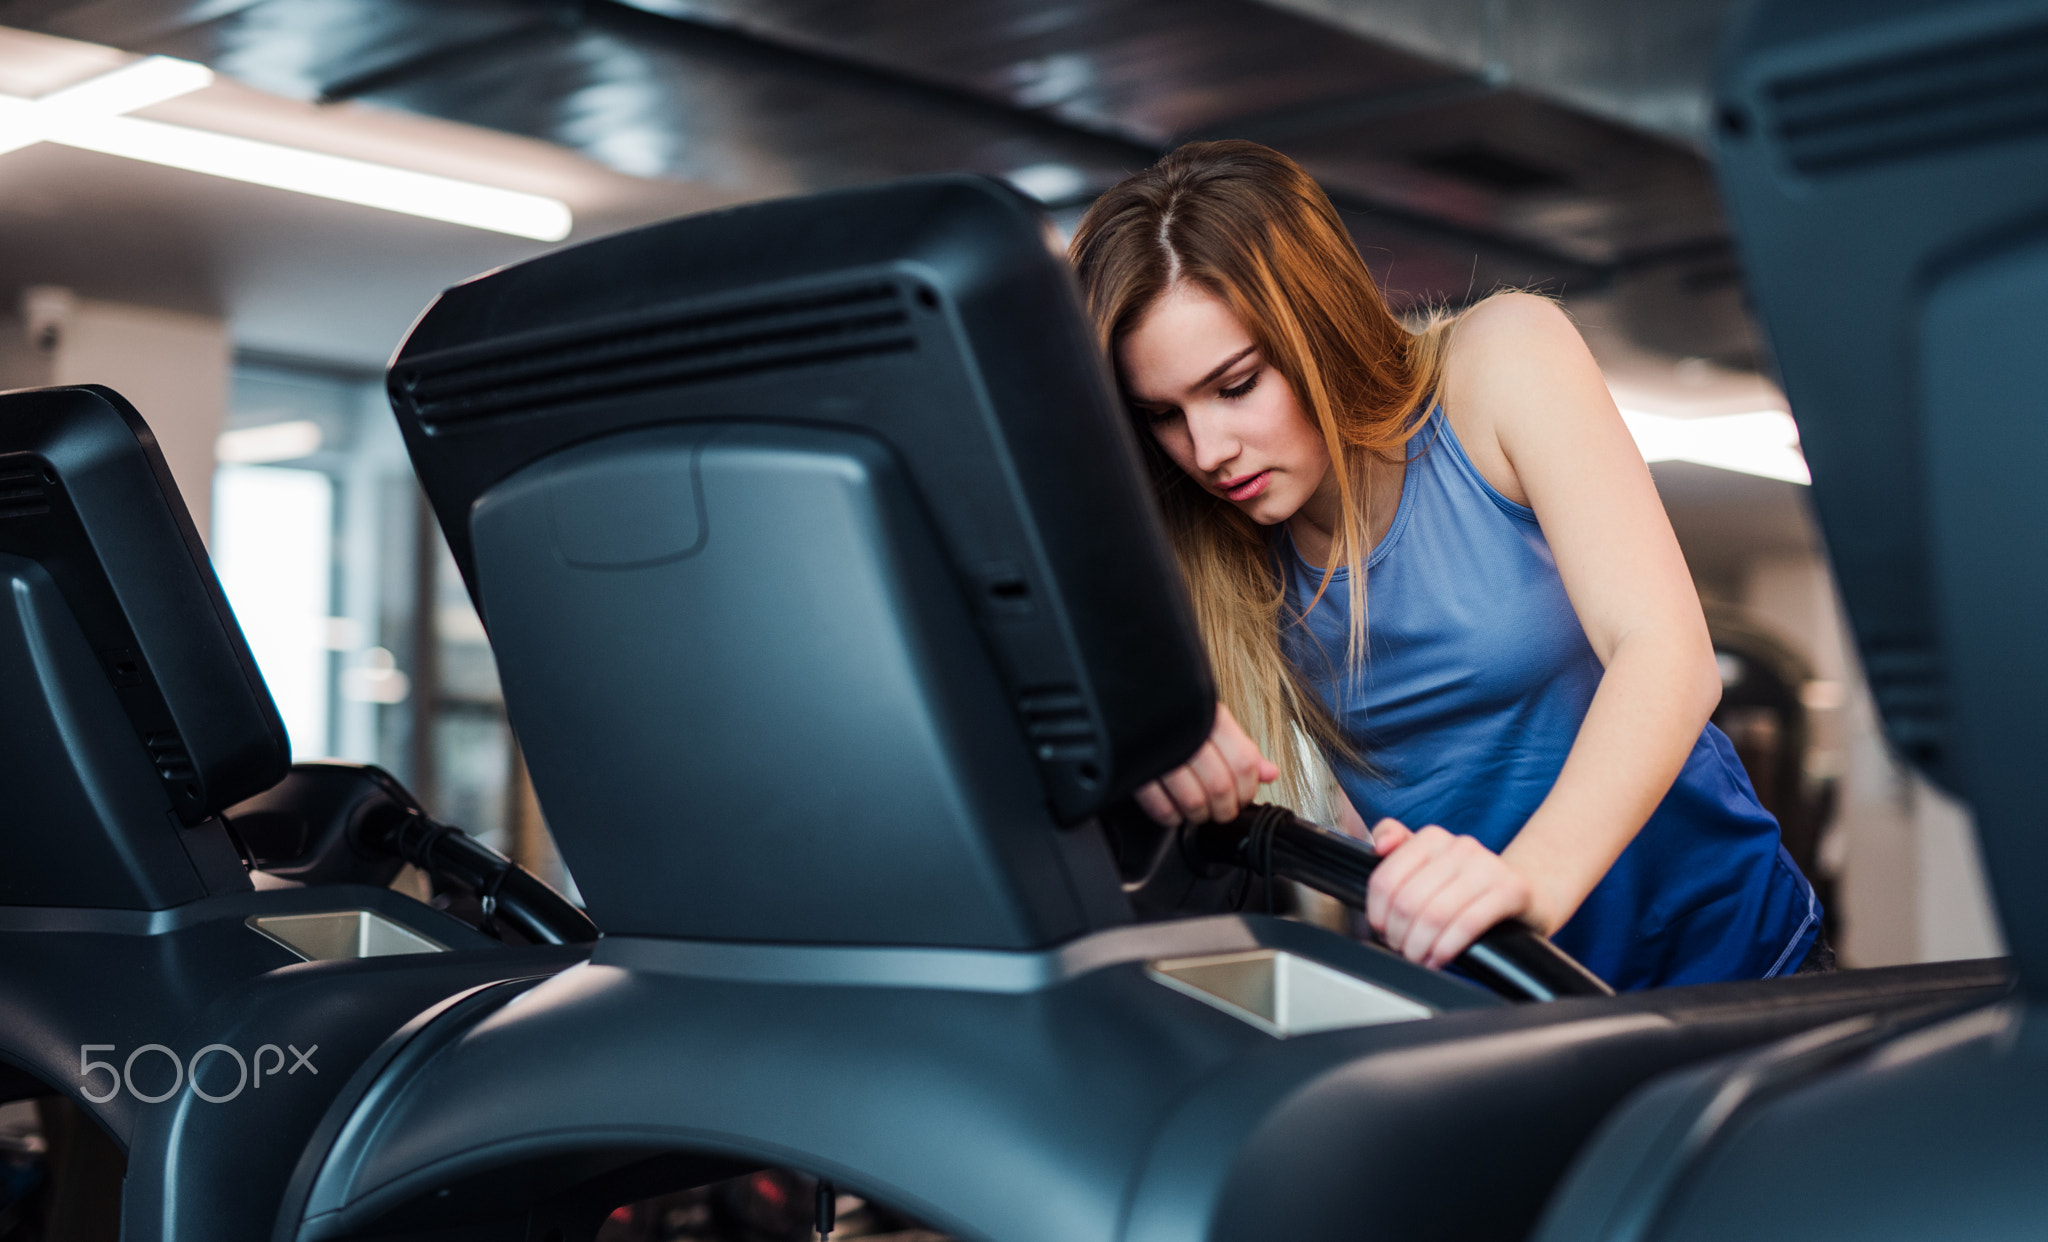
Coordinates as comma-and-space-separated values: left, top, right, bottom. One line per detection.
0, 0, 2000, 971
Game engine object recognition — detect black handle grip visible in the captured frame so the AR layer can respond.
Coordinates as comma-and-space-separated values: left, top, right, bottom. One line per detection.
1185, 805, 1611, 1002
1456, 923, 1613, 1002
376, 812, 600, 946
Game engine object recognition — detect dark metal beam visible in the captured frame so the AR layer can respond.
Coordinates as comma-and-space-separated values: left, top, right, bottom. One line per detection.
1181, 73, 1503, 144
597, 0, 1153, 162
315, 8, 581, 104
595, 0, 1611, 281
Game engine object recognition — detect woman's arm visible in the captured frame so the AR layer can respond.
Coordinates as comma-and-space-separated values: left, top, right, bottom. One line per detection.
1367, 293, 1720, 968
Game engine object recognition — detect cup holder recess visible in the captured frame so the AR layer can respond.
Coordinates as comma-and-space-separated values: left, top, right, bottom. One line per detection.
1148, 949, 1433, 1037
247, 910, 448, 962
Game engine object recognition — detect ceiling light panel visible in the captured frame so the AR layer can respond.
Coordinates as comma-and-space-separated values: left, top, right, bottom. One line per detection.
0, 55, 212, 157
59, 115, 574, 241
0, 55, 573, 241
36, 55, 214, 118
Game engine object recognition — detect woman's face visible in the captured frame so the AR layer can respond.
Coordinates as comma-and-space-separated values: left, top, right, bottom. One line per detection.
1118, 282, 1332, 527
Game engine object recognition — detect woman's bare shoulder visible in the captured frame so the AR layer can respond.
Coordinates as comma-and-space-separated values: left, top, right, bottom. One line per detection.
1442, 295, 1603, 421
1444, 293, 1587, 376
1436, 293, 1608, 504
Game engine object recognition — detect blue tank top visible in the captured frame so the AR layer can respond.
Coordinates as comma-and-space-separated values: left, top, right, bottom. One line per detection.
1279, 408, 1819, 992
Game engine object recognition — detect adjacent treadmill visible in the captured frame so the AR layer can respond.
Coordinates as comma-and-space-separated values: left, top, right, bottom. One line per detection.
1529, 1, 2048, 1238
0, 384, 594, 1242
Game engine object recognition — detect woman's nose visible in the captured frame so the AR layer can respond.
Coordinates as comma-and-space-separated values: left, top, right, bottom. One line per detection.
1186, 408, 1237, 474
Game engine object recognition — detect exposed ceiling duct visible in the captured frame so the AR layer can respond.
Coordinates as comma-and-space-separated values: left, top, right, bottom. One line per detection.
2, 0, 1760, 357
1254, 0, 1743, 148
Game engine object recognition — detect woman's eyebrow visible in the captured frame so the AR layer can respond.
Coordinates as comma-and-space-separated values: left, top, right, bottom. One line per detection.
1189, 346, 1258, 393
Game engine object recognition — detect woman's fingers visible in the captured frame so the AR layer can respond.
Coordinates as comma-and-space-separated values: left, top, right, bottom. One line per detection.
1212, 704, 1281, 788
1208, 726, 1264, 809
1362, 819, 1426, 931
1420, 881, 1526, 969
1154, 750, 1238, 825
1147, 703, 1283, 825
1397, 865, 1487, 964
1368, 824, 1455, 946
1369, 830, 1534, 967
1408, 850, 1520, 967
1158, 761, 1217, 823
1134, 780, 1181, 827
1189, 741, 1246, 824
1369, 818, 1411, 854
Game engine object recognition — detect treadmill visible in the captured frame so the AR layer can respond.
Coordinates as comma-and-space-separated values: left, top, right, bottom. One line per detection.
247, 176, 2010, 1242
1526, 1, 2048, 1238
0, 384, 595, 1242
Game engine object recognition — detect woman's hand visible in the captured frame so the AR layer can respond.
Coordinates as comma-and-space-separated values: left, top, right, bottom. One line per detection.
1135, 703, 1279, 827
1366, 819, 1539, 968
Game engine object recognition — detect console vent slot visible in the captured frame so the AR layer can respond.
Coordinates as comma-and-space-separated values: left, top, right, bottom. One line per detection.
0, 464, 50, 520
1769, 20, 2048, 174
1018, 686, 1099, 763
401, 283, 916, 430
146, 731, 197, 783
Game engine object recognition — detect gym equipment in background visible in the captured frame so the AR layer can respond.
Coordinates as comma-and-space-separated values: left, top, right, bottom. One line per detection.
1527, 2, 2048, 1238
0, 385, 591, 1242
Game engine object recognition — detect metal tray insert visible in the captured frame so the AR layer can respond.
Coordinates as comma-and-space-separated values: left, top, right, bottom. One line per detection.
1149, 948, 1432, 1037
248, 910, 448, 962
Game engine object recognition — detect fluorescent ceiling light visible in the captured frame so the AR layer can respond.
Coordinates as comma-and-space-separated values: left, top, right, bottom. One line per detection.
0, 55, 212, 156
62, 116, 574, 240
0, 57, 572, 241
1621, 409, 1811, 486
216, 419, 324, 464
36, 55, 214, 120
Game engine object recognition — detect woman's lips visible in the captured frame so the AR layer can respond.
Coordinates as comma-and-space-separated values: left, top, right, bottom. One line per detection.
1221, 470, 1271, 502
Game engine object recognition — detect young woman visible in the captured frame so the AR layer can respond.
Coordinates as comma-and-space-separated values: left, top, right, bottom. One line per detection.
1070, 141, 1822, 991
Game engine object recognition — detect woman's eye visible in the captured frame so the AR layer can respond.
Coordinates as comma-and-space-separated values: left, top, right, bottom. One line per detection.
1141, 405, 1181, 425
1219, 370, 1261, 400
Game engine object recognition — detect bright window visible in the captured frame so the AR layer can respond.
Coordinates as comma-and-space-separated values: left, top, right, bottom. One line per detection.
211, 464, 333, 757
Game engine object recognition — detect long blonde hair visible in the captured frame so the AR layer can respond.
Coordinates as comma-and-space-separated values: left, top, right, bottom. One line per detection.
1069, 140, 1455, 811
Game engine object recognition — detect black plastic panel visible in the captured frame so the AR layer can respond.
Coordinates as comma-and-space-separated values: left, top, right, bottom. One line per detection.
280, 919, 2008, 1242
388, 175, 1213, 826
1714, 0, 2048, 979
1514, 3, 2048, 1231
0, 554, 209, 908
0, 386, 288, 827
469, 421, 1113, 944
1530, 986, 2032, 1242
0, 386, 290, 909
0, 881, 584, 1242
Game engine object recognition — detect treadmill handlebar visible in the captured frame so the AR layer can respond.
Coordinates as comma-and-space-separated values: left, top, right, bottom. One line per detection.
374, 811, 600, 947
1185, 805, 1612, 1001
